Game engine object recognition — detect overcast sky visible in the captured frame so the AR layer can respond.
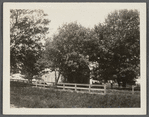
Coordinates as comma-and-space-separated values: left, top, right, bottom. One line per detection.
7, 3, 141, 38
42, 3, 141, 38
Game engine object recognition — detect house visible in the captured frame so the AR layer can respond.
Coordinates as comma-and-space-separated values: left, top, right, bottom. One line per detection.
41, 69, 63, 85
40, 61, 99, 85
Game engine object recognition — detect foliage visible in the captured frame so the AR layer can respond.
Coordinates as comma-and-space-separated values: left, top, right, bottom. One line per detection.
45, 22, 90, 84
44, 10, 140, 86
10, 9, 50, 80
93, 9, 140, 87
12, 9, 140, 86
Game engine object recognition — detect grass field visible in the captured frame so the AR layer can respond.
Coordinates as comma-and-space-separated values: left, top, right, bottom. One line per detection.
10, 82, 140, 108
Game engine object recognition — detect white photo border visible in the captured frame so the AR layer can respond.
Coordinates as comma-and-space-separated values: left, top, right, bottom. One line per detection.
3, 2, 147, 115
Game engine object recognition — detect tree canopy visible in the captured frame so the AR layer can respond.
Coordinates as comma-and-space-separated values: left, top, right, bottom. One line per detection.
10, 9, 140, 87
92, 9, 140, 87
44, 23, 90, 84
10, 9, 50, 81
44, 9, 140, 86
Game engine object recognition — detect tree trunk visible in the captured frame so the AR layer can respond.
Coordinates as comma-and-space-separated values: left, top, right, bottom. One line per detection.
55, 71, 61, 85
111, 83, 113, 89
27, 74, 33, 84
122, 81, 126, 88
28, 78, 32, 84
55, 69, 57, 83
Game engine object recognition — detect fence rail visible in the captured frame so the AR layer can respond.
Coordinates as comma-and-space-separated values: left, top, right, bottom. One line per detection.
10, 79, 139, 95
10, 79, 28, 83
34, 81, 55, 87
56, 83, 106, 95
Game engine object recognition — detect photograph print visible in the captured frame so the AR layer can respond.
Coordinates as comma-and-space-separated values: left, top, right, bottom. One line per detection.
3, 3, 146, 115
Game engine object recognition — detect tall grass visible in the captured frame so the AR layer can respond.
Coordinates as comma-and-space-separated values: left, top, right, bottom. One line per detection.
10, 85, 140, 108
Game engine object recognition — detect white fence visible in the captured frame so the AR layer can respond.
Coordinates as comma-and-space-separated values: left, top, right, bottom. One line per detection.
56, 83, 106, 95
10, 79, 139, 95
32, 81, 55, 87
10, 79, 28, 83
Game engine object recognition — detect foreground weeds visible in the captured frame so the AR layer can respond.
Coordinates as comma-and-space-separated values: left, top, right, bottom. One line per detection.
10, 86, 140, 108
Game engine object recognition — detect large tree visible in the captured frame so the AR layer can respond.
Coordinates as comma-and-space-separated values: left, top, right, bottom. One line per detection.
93, 9, 140, 87
43, 10, 140, 87
44, 22, 90, 84
10, 9, 50, 82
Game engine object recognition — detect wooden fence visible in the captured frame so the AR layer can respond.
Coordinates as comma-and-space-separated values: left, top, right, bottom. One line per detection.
34, 81, 55, 87
132, 85, 136, 95
56, 83, 106, 95
10, 79, 139, 95
10, 79, 28, 83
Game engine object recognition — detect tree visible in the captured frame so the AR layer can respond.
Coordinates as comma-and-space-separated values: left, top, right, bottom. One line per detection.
93, 9, 140, 87
44, 22, 90, 84
10, 9, 50, 82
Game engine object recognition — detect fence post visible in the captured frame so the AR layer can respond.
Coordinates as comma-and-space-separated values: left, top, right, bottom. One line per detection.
75, 84, 77, 91
104, 84, 106, 95
44, 82, 45, 88
36, 80, 37, 87
132, 85, 135, 95
89, 84, 91, 93
63, 83, 65, 90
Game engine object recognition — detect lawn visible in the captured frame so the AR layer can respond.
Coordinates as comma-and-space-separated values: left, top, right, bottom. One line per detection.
10, 82, 140, 108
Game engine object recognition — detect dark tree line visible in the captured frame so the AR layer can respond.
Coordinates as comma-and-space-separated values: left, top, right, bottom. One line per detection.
10, 9, 140, 87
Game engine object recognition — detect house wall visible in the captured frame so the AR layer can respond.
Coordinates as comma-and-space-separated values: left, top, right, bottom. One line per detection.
41, 71, 63, 83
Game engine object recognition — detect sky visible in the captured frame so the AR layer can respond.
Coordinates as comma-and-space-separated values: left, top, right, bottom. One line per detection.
42, 3, 141, 38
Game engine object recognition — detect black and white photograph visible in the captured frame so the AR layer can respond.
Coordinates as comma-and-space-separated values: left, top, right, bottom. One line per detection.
3, 3, 146, 115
